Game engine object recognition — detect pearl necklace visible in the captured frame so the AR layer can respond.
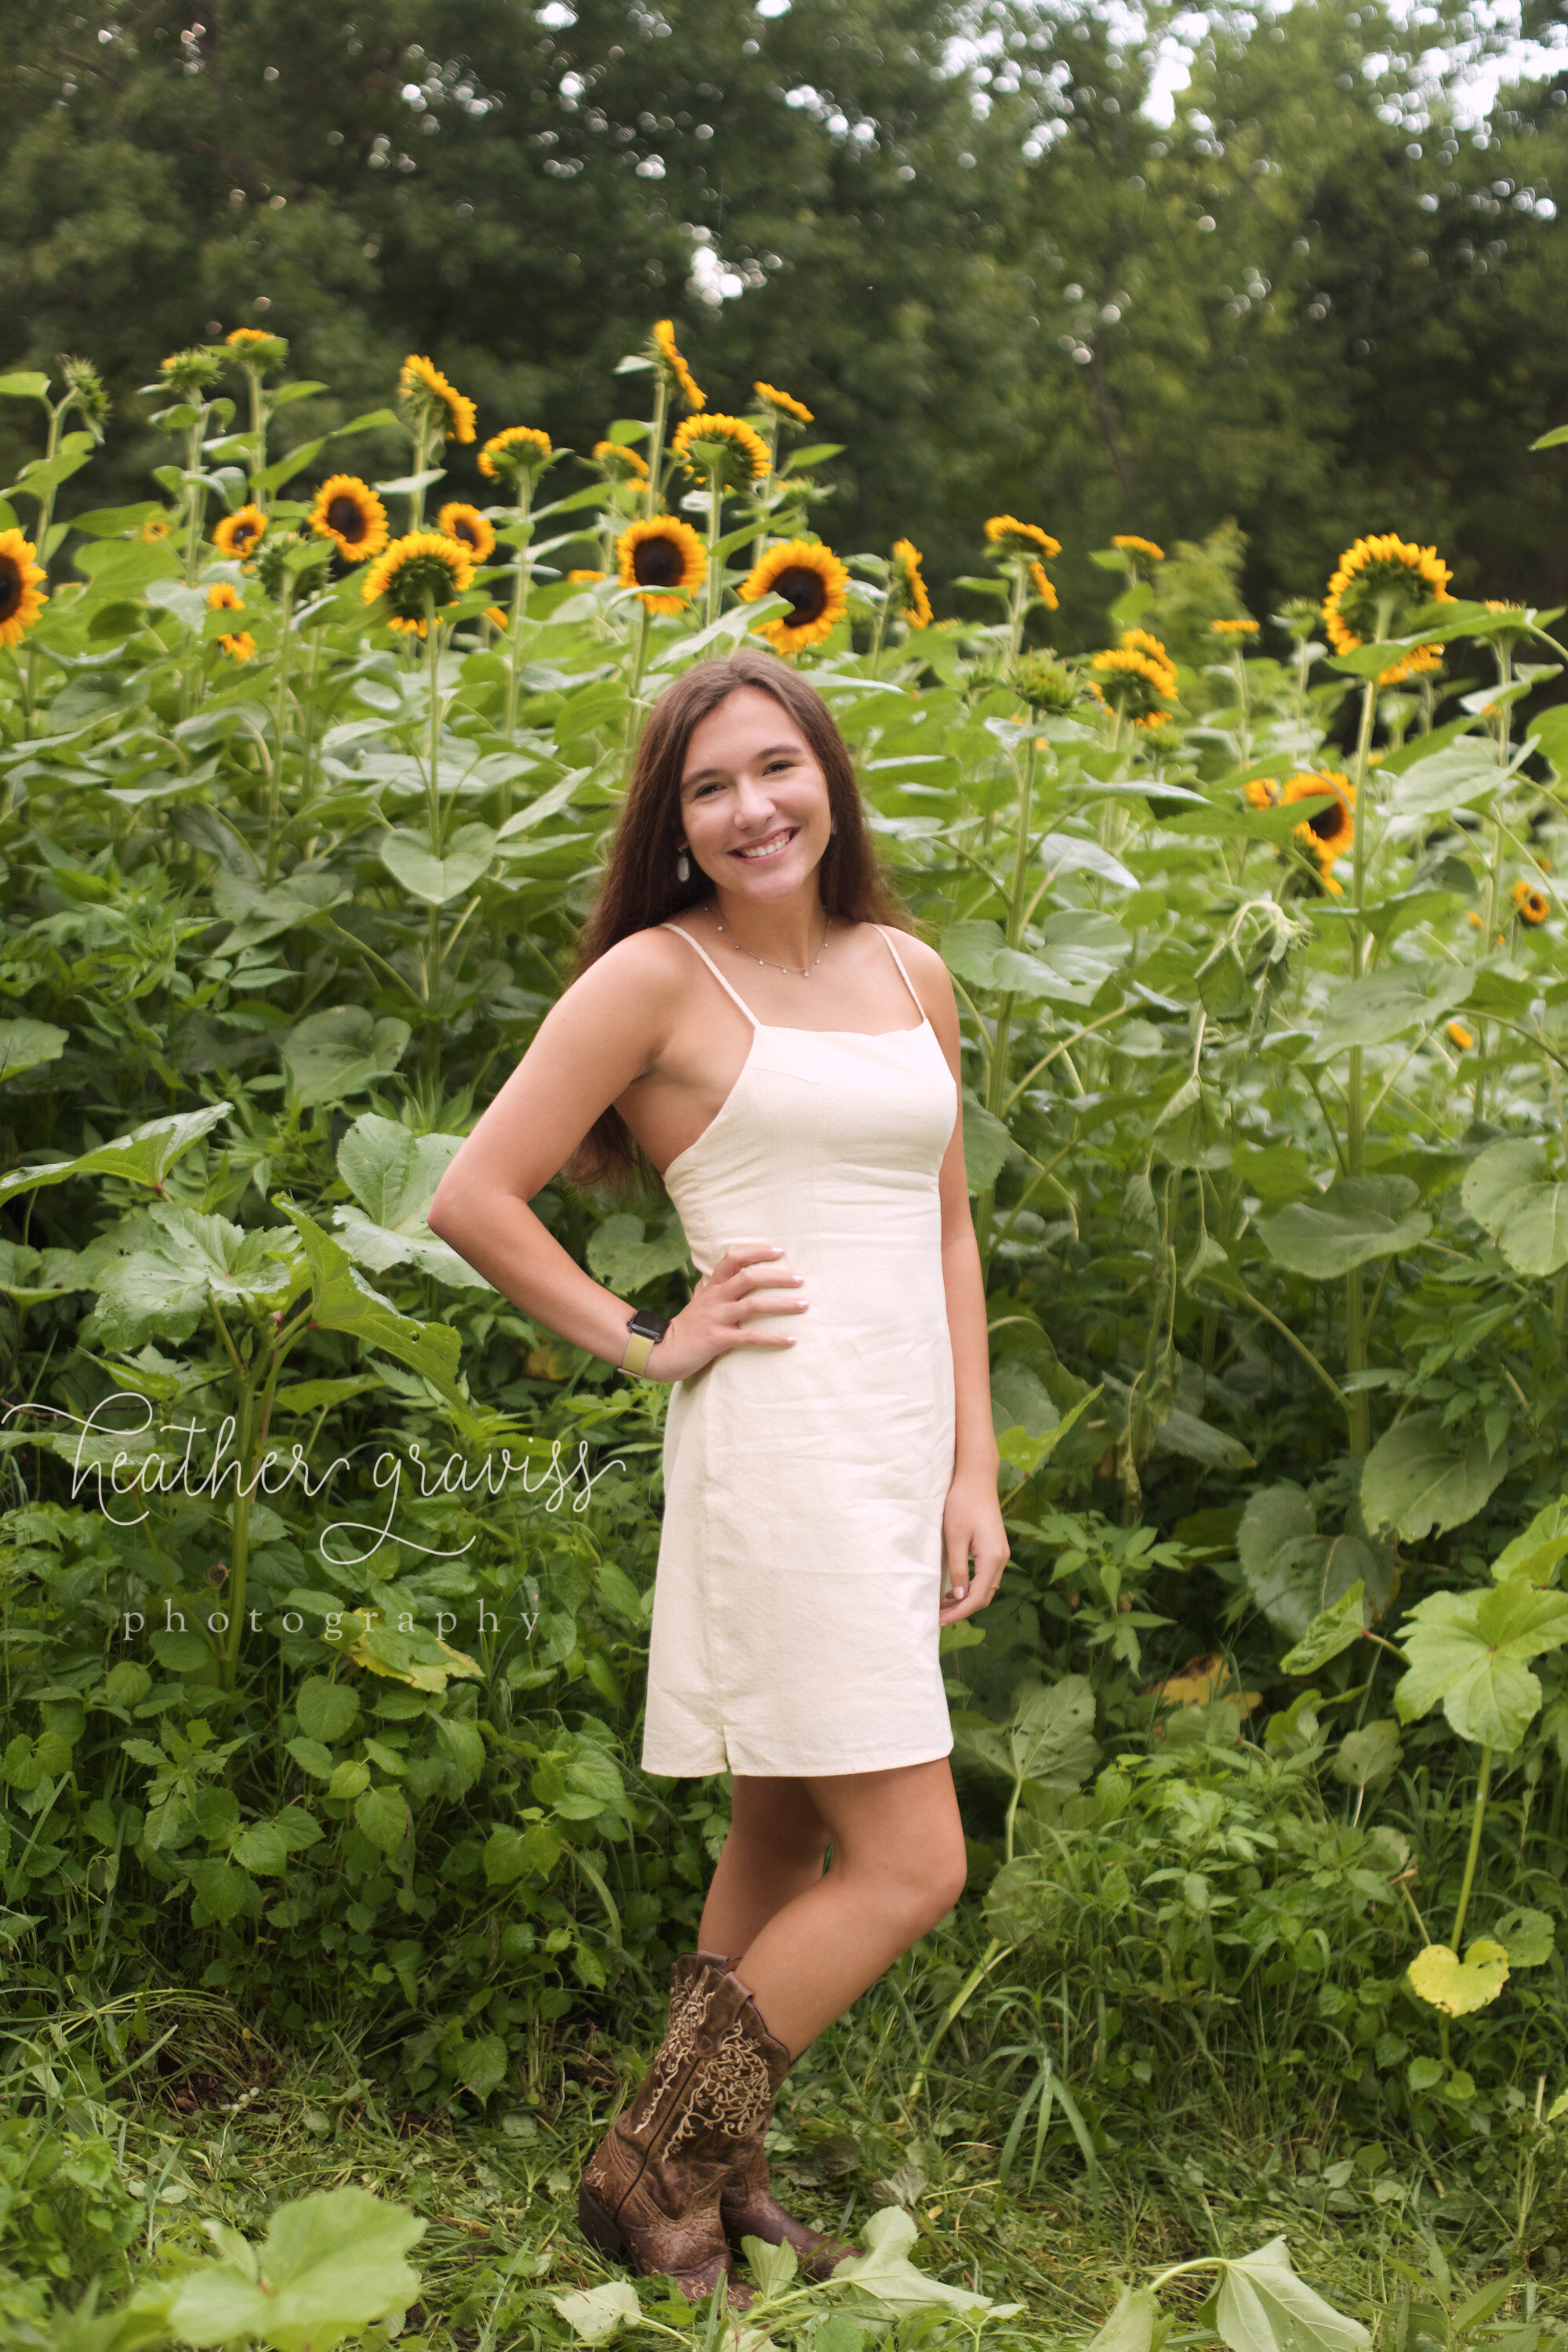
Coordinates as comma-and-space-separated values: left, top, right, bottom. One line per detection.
712, 909, 833, 978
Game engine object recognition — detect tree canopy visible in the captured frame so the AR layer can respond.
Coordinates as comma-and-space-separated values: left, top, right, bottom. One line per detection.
4, 0, 1568, 626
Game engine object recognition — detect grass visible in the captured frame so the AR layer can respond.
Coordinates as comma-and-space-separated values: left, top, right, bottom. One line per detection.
13, 1952, 1568, 2349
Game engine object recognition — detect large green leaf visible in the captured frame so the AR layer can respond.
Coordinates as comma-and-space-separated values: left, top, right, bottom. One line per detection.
167, 2186, 424, 2352
89, 1205, 299, 1348
0, 1018, 68, 1080
1238, 1483, 1377, 1642
938, 913, 1130, 1007
824, 2203, 1022, 2320
333, 1114, 486, 1288
1394, 1576, 1568, 1748
213, 869, 350, 949
953, 1672, 1099, 1795
1255, 1176, 1430, 1278
584, 1210, 694, 1295
1279, 1583, 1367, 1675
276, 1201, 461, 1396
1361, 1411, 1510, 1541
282, 1008, 412, 1108
1388, 740, 1509, 815
0, 1102, 230, 1207
380, 822, 498, 905
1461, 1139, 1568, 1276
960, 1094, 1013, 1193
1308, 971, 1466, 1053
1215, 2238, 1370, 2352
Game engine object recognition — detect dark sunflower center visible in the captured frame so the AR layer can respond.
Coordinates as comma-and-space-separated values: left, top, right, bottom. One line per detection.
327, 495, 367, 543
451, 517, 479, 549
772, 565, 828, 625
0, 557, 21, 624
234, 520, 260, 549
633, 536, 685, 589
1306, 800, 1346, 842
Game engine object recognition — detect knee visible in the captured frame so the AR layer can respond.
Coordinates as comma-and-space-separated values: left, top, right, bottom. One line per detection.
854, 1835, 968, 1940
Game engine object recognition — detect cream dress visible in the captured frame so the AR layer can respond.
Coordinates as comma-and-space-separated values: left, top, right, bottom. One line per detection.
640, 920, 959, 1778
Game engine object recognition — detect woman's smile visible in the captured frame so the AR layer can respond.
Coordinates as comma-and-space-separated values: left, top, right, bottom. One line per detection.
731, 826, 798, 864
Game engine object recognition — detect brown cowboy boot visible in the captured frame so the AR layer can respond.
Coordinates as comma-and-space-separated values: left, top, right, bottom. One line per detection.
578, 1956, 787, 2312
693, 1948, 865, 2285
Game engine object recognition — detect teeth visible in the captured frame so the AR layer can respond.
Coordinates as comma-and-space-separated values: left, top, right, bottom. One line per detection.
736, 830, 793, 859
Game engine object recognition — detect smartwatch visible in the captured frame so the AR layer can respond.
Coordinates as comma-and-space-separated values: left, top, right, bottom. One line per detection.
620, 1306, 672, 1377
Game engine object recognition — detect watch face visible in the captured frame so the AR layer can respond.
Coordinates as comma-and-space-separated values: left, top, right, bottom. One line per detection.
628, 1308, 670, 1340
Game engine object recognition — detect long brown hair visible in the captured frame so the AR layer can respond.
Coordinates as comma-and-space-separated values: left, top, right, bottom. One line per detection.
566, 645, 913, 1199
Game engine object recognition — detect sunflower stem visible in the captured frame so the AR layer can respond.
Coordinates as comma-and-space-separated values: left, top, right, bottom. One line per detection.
1343, 595, 1391, 1456
409, 416, 432, 530
501, 476, 535, 746
645, 376, 670, 523
706, 472, 724, 627
1007, 561, 1028, 661
245, 364, 270, 509
425, 591, 443, 848
1451, 1744, 1494, 1955
1473, 635, 1515, 1120
263, 569, 295, 887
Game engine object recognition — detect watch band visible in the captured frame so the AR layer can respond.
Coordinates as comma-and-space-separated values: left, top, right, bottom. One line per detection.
619, 1307, 671, 1377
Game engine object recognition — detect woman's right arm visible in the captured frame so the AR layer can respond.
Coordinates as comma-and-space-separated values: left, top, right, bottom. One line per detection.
425, 938, 804, 1381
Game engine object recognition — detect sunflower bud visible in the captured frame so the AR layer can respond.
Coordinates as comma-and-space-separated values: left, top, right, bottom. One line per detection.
1275, 596, 1322, 641
59, 354, 110, 437
224, 326, 290, 374
1008, 652, 1079, 713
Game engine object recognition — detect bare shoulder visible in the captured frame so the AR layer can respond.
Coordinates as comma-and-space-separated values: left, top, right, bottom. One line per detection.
877, 926, 953, 1000
555, 922, 695, 1020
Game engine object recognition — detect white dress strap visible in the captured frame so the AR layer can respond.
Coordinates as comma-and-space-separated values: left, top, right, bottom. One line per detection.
661, 920, 760, 1028
873, 925, 926, 1022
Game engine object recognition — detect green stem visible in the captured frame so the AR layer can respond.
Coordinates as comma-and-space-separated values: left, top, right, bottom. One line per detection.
1451, 1742, 1494, 1953
706, 472, 724, 626
425, 594, 443, 847
263, 572, 295, 887
644, 376, 670, 522
1007, 561, 1028, 661
1343, 599, 1389, 1456
1473, 639, 1514, 1120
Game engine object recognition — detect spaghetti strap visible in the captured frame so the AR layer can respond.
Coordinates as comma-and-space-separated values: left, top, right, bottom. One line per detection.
873, 925, 926, 1022
660, 920, 760, 1029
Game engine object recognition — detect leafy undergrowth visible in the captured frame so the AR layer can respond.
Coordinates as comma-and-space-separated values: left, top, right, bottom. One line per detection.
9, 1991, 1568, 2351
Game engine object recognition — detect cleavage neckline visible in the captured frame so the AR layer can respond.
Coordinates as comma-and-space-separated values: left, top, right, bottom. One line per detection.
659, 1016, 937, 1180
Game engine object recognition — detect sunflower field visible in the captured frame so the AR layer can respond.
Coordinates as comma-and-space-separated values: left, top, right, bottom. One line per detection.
6, 317, 1568, 2342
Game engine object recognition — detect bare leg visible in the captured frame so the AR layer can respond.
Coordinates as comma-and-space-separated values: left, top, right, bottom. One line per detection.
699, 1757, 967, 2059
699, 1775, 833, 1956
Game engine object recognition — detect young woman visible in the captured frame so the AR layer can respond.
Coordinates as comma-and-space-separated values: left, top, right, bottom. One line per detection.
427, 644, 1009, 2310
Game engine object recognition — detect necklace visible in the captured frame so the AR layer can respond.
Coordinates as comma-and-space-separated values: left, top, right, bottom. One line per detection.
712, 909, 833, 978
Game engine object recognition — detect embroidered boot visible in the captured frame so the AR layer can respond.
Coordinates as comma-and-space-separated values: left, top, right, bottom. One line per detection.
577, 1955, 787, 2312
693, 1948, 864, 2285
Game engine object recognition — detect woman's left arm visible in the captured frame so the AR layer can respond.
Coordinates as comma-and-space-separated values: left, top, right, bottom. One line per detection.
905, 937, 1011, 1624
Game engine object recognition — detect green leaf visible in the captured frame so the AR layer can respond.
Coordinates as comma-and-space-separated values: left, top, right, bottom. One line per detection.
168, 2185, 424, 2352
1493, 1500, 1568, 1586
459, 2033, 509, 2100
354, 1785, 408, 1855
961, 1094, 1013, 1194
1309, 971, 1468, 1053
1279, 1583, 1367, 1675
334, 1115, 484, 1288
294, 1677, 359, 1744
89, 1204, 297, 1348
1407, 1940, 1510, 2016
191, 1860, 255, 1925
1461, 1140, 1568, 1277
214, 870, 350, 949
1388, 741, 1512, 815
1214, 2237, 1372, 2352
1239, 1483, 1378, 1642
0, 1018, 68, 1080
583, 1210, 692, 1295
1493, 1905, 1555, 1965
285, 1737, 335, 1781
1331, 1719, 1403, 1790
1395, 1577, 1568, 1747
278, 1207, 462, 1394
1085, 2288, 1159, 2352
380, 822, 498, 905
1363, 1411, 1511, 1543
826, 2204, 1022, 2320
0, 372, 51, 401
550, 2281, 644, 2343
282, 1008, 412, 1109
0, 1102, 230, 1207
954, 1672, 1099, 1797
1256, 1176, 1431, 1278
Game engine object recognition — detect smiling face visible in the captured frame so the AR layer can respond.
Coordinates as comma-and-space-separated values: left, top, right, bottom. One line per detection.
677, 685, 833, 904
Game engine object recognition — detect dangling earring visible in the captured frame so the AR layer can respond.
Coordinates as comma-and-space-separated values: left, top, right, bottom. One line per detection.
676, 847, 690, 884
829, 818, 837, 837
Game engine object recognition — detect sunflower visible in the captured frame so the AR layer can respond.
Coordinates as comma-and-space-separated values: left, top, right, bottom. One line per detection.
60, 354, 109, 432
652, 320, 705, 413
479, 425, 553, 485
985, 515, 1062, 561
1282, 771, 1355, 884
1446, 1022, 1475, 1051
615, 516, 706, 614
1380, 641, 1443, 687
0, 530, 48, 648
398, 353, 477, 444
212, 503, 267, 561
1276, 595, 1323, 639
740, 539, 850, 652
140, 514, 173, 543
1010, 652, 1079, 713
207, 580, 255, 662
1112, 534, 1164, 561
1243, 776, 1281, 808
223, 327, 289, 373
485, 604, 510, 631
1120, 628, 1179, 696
1089, 652, 1174, 729
753, 381, 814, 424
361, 531, 475, 635
437, 502, 497, 561
889, 539, 932, 630
671, 412, 770, 488
159, 347, 220, 394
1513, 879, 1551, 925
1212, 617, 1260, 636
1029, 560, 1059, 612
1323, 533, 1453, 654
568, 568, 606, 584
309, 476, 389, 563
592, 438, 649, 483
